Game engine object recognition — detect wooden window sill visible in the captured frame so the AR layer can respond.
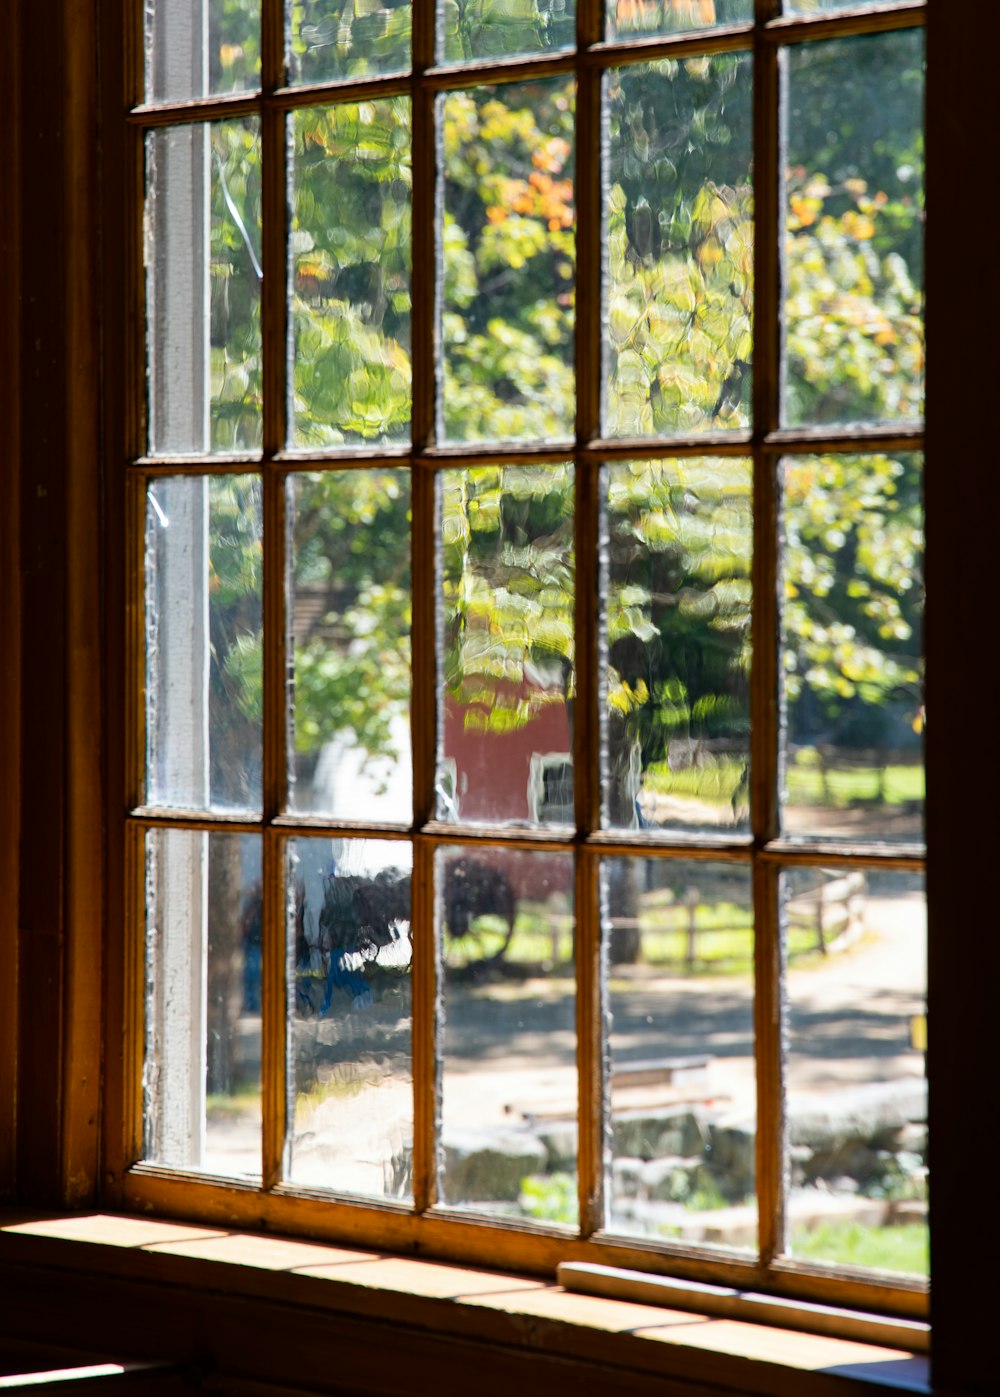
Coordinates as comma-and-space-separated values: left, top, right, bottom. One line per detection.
0, 1212, 928, 1397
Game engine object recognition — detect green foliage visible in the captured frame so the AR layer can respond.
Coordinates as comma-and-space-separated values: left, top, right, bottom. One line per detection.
519, 1171, 578, 1224
201, 35, 923, 789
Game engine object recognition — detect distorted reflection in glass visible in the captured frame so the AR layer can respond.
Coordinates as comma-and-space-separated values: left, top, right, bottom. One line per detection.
602, 856, 756, 1249
605, 53, 753, 438
781, 453, 923, 844
288, 471, 412, 821
783, 869, 927, 1276
437, 846, 577, 1226
287, 837, 413, 1200
290, 99, 412, 448
602, 459, 752, 834
144, 830, 262, 1179
442, 79, 575, 444
437, 464, 575, 827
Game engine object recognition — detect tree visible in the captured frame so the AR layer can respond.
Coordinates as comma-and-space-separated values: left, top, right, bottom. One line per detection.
201, 30, 924, 838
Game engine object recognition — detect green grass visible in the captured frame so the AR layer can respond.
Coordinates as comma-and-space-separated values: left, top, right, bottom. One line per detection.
641, 749, 924, 811
791, 1220, 928, 1276
786, 749, 924, 807
644, 758, 746, 806
206, 1085, 261, 1122
456, 893, 822, 977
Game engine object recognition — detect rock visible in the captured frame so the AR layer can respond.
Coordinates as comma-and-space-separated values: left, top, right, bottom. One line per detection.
441, 1128, 548, 1204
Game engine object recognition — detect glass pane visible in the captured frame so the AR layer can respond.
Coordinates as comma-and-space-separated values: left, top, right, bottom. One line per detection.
287, 837, 413, 1199
146, 0, 260, 103
608, 0, 752, 45
781, 453, 923, 843
604, 857, 755, 1249
437, 464, 574, 826
441, 80, 575, 445
783, 869, 927, 1277
783, 31, 924, 427
605, 53, 753, 439
143, 829, 262, 1178
145, 476, 263, 813
440, 0, 574, 64
438, 847, 576, 1224
288, 0, 411, 84
146, 121, 262, 456
290, 99, 412, 447
288, 471, 412, 818
603, 459, 752, 835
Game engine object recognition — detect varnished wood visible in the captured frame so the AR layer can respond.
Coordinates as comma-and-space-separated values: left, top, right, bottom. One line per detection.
101, 0, 932, 1333
0, 0, 23, 1203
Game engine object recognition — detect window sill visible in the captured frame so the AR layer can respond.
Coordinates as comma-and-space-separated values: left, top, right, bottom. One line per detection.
0, 1212, 928, 1397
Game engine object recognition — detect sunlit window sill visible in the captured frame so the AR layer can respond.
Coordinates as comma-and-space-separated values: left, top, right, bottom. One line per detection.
0, 1212, 929, 1397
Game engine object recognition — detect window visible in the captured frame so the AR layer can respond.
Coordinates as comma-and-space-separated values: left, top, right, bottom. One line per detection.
119, 0, 928, 1321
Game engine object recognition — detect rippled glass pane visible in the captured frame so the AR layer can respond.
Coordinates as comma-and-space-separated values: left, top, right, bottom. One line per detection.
783, 31, 924, 427
603, 459, 752, 834
288, 0, 411, 83
440, 0, 574, 63
146, 121, 262, 456
783, 869, 927, 1276
288, 471, 412, 818
437, 464, 574, 826
438, 847, 576, 1224
442, 80, 575, 444
608, 0, 752, 45
605, 54, 753, 438
603, 857, 755, 1248
143, 830, 262, 1178
290, 100, 412, 448
287, 837, 413, 1199
781, 453, 923, 844
146, 0, 260, 102
146, 476, 263, 813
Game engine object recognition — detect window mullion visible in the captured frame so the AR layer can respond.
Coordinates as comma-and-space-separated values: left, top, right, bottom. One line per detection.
574, 0, 604, 1240
259, 0, 289, 1192
752, 0, 785, 1271
410, 2, 440, 1215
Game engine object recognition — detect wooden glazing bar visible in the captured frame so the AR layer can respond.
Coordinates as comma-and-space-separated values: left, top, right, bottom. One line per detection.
129, 93, 266, 126
128, 809, 267, 830
574, 852, 604, 1237
130, 456, 266, 475
125, 474, 149, 816
129, 427, 927, 474
584, 831, 754, 859
763, 426, 924, 455
125, 0, 144, 110
261, 127, 288, 454
750, 0, 784, 1282
411, 834, 437, 1213
588, 434, 752, 458
758, 841, 925, 871
752, 858, 785, 1268
123, 821, 148, 1169
261, 0, 285, 92
573, 0, 604, 1240
261, 826, 287, 1190
409, 0, 439, 1214
422, 441, 575, 463
762, 2, 925, 47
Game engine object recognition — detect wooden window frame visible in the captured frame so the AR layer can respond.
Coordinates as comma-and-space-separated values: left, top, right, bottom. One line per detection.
5, 1, 999, 1389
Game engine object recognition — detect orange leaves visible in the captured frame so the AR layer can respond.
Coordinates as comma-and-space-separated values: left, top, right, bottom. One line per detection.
616, 0, 716, 26
485, 171, 574, 232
